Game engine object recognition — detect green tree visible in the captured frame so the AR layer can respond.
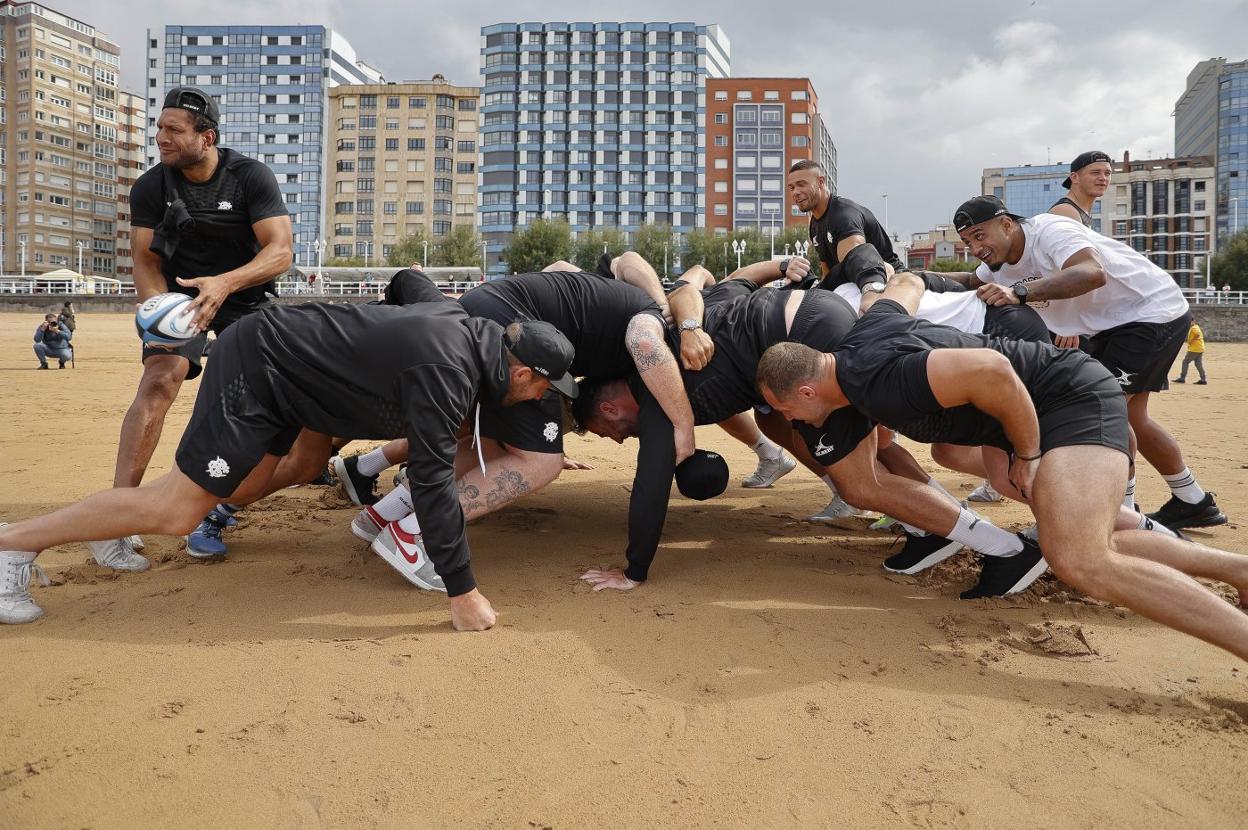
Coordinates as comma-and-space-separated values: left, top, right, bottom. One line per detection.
432, 225, 483, 268
1210, 228, 1248, 291
681, 228, 731, 277
632, 224, 678, 278
571, 228, 629, 271
387, 228, 430, 267
502, 219, 573, 274
927, 258, 978, 273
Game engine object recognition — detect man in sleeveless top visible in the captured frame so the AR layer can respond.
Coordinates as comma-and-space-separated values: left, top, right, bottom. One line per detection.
1050, 150, 1112, 229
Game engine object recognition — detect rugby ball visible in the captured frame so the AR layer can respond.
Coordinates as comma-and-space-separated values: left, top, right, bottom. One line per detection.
135, 292, 197, 345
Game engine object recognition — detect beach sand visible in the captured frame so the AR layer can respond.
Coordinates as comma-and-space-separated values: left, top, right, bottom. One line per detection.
1, 311, 1246, 828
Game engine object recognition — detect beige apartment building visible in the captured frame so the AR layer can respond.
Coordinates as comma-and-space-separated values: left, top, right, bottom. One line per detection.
325, 75, 480, 263
115, 89, 145, 279
0, 1, 122, 277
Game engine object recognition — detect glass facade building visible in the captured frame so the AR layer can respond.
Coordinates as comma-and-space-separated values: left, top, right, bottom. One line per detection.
1175, 58, 1248, 249
145, 25, 382, 261
982, 164, 1103, 231
478, 21, 730, 275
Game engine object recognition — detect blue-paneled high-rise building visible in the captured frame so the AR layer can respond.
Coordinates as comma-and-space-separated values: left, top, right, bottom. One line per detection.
145, 25, 382, 263
1175, 57, 1248, 249
478, 21, 730, 275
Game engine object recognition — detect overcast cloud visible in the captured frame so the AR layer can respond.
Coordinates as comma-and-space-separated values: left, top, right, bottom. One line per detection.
53, 0, 1248, 237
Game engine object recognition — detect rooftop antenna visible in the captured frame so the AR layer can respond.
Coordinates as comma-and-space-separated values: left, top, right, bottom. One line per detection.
1047, 146, 1051, 165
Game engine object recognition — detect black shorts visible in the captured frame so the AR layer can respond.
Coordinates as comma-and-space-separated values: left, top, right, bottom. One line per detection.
174, 316, 301, 498
1036, 360, 1131, 458
789, 288, 858, 351
140, 302, 264, 382
1082, 313, 1191, 394
983, 303, 1049, 343
478, 390, 565, 454
793, 409, 876, 467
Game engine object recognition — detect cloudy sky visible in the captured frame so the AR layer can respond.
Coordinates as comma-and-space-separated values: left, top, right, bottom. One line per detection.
55, 0, 1248, 237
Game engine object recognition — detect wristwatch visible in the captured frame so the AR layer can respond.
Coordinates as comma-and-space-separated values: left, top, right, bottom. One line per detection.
778, 258, 792, 277
863, 281, 887, 294
1012, 282, 1029, 304
679, 318, 701, 333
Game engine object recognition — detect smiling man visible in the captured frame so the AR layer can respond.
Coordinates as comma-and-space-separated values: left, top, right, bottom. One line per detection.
1050, 150, 1113, 228
953, 195, 1224, 531
89, 86, 293, 571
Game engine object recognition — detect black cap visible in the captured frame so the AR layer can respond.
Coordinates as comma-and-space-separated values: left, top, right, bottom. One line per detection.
1062, 150, 1112, 189
163, 86, 220, 126
674, 450, 729, 501
953, 195, 1024, 233
505, 321, 578, 398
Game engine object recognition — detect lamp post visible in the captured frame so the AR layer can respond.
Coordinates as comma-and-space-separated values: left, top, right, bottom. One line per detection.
364, 240, 372, 268
481, 239, 488, 278
422, 238, 429, 267
0, 237, 5, 278
663, 241, 668, 279
19, 240, 27, 279
722, 242, 728, 278
731, 238, 746, 271
76, 241, 84, 284
794, 240, 809, 260
882, 193, 889, 240
314, 239, 326, 294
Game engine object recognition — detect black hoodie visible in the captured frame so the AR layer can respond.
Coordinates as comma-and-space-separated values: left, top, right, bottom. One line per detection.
242, 301, 509, 596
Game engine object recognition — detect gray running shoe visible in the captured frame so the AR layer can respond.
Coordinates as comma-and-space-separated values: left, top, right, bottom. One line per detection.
370, 522, 446, 593
967, 480, 1002, 502
127, 535, 145, 551
351, 506, 387, 544
742, 452, 798, 488
87, 537, 150, 572
807, 495, 872, 527
0, 546, 49, 625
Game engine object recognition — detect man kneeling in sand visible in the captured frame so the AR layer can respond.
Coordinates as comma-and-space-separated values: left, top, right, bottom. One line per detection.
0, 300, 576, 631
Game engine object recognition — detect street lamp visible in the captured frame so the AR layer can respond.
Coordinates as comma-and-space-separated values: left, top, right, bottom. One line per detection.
731, 238, 746, 271
19, 240, 27, 279
75, 240, 84, 280
422, 238, 429, 267
313, 239, 326, 294
663, 241, 668, 279
882, 193, 889, 239
481, 239, 488, 278
766, 207, 779, 258
722, 242, 728, 278
793, 240, 809, 260
364, 240, 372, 268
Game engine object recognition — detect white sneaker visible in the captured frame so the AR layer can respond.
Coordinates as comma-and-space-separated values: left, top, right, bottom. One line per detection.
127, 535, 145, 551
967, 480, 1002, 502
742, 452, 798, 488
351, 506, 387, 544
807, 496, 872, 528
0, 549, 49, 625
87, 537, 150, 572
370, 522, 446, 593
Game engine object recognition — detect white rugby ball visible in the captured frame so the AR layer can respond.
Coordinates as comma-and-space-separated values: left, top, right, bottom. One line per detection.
135, 292, 198, 345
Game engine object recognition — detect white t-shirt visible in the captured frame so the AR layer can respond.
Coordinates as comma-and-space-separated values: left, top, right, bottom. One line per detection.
974, 214, 1188, 337
834, 283, 987, 333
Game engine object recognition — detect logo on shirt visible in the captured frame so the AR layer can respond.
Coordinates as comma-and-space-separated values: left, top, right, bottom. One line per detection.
542, 422, 559, 443
813, 434, 835, 457
826, 231, 836, 246
217, 200, 233, 211
1113, 368, 1136, 388
206, 456, 231, 478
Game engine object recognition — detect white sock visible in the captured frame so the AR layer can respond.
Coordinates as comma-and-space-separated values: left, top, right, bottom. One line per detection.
1123, 476, 1136, 511
820, 474, 838, 495
926, 476, 960, 506
1137, 512, 1179, 538
751, 436, 783, 461
372, 484, 413, 522
946, 507, 1024, 557
397, 512, 422, 536
1162, 468, 1206, 505
355, 446, 392, 478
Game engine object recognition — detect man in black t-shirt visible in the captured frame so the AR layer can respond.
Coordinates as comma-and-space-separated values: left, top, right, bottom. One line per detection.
89, 87, 293, 573
755, 274, 1248, 667
0, 301, 577, 630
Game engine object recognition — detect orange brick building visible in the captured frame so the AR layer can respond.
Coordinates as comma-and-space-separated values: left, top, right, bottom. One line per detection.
704, 77, 836, 235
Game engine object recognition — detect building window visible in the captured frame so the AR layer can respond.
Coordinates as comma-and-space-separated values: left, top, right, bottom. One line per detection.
714, 135, 728, 147
714, 90, 727, 101
763, 90, 779, 100
792, 136, 809, 147
714, 113, 727, 124
736, 91, 752, 101
791, 90, 808, 101
714, 159, 728, 170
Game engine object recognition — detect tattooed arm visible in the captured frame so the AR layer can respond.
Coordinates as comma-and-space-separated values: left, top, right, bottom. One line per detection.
626, 312, 696, 464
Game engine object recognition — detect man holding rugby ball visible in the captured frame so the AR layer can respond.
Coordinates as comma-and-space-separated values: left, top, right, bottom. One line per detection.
91, 87, 292, 571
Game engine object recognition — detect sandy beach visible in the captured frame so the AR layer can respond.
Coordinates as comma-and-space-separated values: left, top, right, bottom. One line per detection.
1, 310, 1246, 829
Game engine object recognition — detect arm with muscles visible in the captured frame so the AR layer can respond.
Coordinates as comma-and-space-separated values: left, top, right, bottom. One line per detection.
612, 250, 672, 324
667, 270, 715, 370
728, 256, 812, 288
582, 391, 676, 591
626, 313, 696, 464
924, 350, 1043, 498
399, 365, 496, 631
976, 247, 1105, 308
178, 215, 294, 332
131, 227, 170, 301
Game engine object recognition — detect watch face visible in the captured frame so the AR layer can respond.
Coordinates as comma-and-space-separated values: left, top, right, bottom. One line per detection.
680, 319, 700, 331
865, 282, 886, 293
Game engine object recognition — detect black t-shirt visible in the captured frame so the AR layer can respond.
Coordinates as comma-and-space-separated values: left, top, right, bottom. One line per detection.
809, 196, 904, 279
811, 300, 1099, 455
130, 147, 290, 313
459, 270, 663, 378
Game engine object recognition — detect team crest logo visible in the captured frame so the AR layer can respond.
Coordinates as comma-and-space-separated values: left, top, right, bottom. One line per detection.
826, 231, 835, 245
542, 422, 559, 443
206, 456, 231, 478
217, 200, 233, 211
1114, 369, 1135, 388
813, 434, 834, 457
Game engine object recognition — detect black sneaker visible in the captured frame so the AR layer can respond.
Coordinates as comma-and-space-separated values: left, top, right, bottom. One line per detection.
1172, 377, 1185, 383
332, 454, 380, 505
1195, 380, 1208, 385
1146, 493, 1227, 531
882, 532, 963, 574
960, 535, 1047, 599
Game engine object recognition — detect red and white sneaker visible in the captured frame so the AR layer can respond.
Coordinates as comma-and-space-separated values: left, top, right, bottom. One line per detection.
350, 506, 388, 543
370, 521, 446, 593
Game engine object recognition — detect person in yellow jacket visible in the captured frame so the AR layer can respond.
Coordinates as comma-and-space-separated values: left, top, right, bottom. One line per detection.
1174, 321, 1207, 384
